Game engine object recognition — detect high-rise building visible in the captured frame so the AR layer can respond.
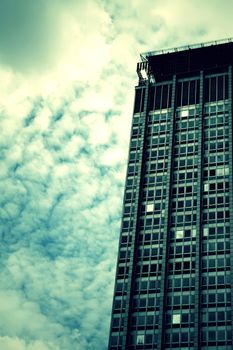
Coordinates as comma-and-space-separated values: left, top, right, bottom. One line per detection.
108, 39, 233, 350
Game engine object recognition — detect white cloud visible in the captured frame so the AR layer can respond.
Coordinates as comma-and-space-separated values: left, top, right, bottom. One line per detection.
0, 0, 233, 349
0, 336, 56, 350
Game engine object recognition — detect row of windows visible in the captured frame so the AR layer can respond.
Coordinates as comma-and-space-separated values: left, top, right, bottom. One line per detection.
148, 110, 171, 123
123, 205, 136, 216
176, 107, 198, 119
143, 173, 167, 185
167, 294, 195, 306
116, 281, 128, 293
165, 329, 231, 345
137, 247, 163, 258
113, 298, 126, 310
130, 333, 158, 346
174, 144, 198, 155
203, 166, 229, 178
167, 276, 195, 289
165, 330, 194, 344
172, 184, 197, 195
128, 163, 139, 174
132, 114, 142, 125
139, 217, 164, 228
133, 296, 160, 309
203, 196, 229, 208
168, 260, 195, 272
145, 148, 168, 159
130, 138, 142, 150
135, 262, 162, 275
170, 228, 196, 240
146, 136, 169, 147
204, 115, 228, 126
173, 157, 198, 168
201, 274, 230, 286
119, 250, 130, 261
172, 199, 197, 210
126, 178, 137, 188
169, 244, 195, 256
202, 210, 229, 222
147, 123, 169, 134
131, 130, 142, 140
134, 279, 161, 291
121, 234, 132, 245
112, 317, 123, 329
175, 120, 198, 130
145, 160, 168, 172
175, 131, 198, 143
122, 220, 134, 230
111, 322, 231, 346
203, 153, 229, 164
201, 329, 231, 342
141, 201, 165, 213
138, 232, 164, 245
202, 256, 230, 269
125, 226, 209, 246
117, 266, 129, 276
166, 312, 195, 324
173, 177, 198, 186
204, 140, 229, 151
129, 151, 141, 162
131, 153, 229, 180
203, 181, 229, 192
202, 240, 230, 252
204, 101, 228, 114
204, 126, 228, 139
131, 313, 159, 327
201, 291, 231, 305
123, 194, 136, 204
171, 213, 197, 225
142, 188, 166, 199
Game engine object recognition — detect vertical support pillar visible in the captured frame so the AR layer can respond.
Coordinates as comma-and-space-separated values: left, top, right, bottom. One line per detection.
157, 75, 176, 350
227, 65, 233, 349
121, 80, 150, 349
194, 71, 204, 350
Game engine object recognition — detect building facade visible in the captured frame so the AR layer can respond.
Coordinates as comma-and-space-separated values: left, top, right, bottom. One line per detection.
108, 39, 233, 350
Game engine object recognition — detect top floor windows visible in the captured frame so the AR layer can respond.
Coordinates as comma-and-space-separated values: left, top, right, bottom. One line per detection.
176, 79, 200, 106
149, 84, 172, 110
134, 88, 145, 113
204, 74, 228, 102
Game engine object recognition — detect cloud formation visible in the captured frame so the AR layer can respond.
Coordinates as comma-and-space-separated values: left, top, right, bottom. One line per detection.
1, 0, 233, 349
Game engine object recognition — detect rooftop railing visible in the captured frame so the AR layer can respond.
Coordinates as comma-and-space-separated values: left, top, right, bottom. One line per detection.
140, 37, 233, 62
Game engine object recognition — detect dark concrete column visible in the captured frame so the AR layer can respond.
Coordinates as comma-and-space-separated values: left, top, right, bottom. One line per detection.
157, 75, 177, 350
193, 71, 204, 350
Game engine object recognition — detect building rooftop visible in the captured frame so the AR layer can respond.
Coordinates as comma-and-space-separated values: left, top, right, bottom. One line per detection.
138, 38, 233, 82
140, 37, 233, 61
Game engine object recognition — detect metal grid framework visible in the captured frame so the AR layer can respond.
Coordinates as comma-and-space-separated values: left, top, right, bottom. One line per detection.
108, 41, 233, 350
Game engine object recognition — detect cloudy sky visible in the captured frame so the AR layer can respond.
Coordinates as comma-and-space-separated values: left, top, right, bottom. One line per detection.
0, 1, 233, 349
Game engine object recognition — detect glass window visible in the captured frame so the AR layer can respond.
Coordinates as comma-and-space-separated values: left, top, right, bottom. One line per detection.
176, 230, 184, 239
181, 109, 189, 118
137, 334, 145, 345
172, 314, 181, 324
203, 227, 208, 236
146, 203, 154, 212
111, 336, 118, 345
192, 228, 196, 237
